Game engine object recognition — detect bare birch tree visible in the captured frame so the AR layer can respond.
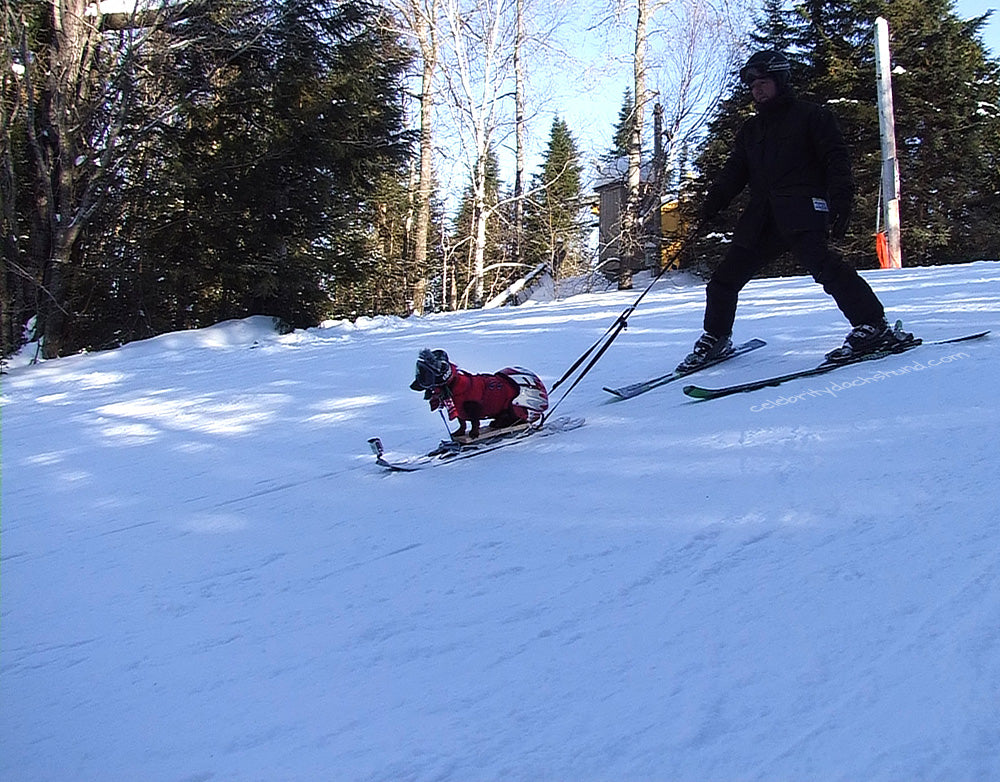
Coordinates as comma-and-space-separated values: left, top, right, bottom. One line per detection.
385, 0, 441, 315
618, 0, 650, 290
610, 0, 748, 289
512, 0, 526, 269
649, 0, 747, 192
438, 0, 518, 307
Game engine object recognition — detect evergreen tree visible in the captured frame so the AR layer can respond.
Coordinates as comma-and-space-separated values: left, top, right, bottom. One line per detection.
686, 0, 1000, 271
334, 168, 446, 317
879, 0, 1000, 262
3, 0, 414, 355
604, 89, 637, 164
524, 117, 587, 278
750, 0, 799, 51
136, 0, 413, 329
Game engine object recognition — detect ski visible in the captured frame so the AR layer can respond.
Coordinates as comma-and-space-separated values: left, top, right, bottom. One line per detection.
683, 329, 990, 401
603, 338, 767, 400
368, 415, 585, 472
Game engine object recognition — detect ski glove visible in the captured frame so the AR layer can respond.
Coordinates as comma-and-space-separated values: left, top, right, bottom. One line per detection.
700, 191, 727, 224
829, 201, 851, 241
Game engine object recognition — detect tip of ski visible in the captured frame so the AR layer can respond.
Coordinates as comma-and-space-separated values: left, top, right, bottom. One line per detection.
931, 329, 990, 344
681, 384, 714, 399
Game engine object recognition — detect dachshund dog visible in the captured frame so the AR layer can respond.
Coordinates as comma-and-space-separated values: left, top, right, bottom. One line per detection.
410, 349, 548, 440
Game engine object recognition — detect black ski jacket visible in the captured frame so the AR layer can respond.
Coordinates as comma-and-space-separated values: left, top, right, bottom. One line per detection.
704, 92, 854, 248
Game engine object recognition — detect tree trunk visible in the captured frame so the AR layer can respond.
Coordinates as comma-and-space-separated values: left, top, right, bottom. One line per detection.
473, 154, 488, 306
621, 0, 648, 291
1, 5, 21, 357
33, 1, 99, 356
439, 0, 514, 309
513, 0, 526, 268
410, 6, 438, 314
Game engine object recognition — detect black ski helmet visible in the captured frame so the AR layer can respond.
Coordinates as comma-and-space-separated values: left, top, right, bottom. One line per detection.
739, 50, 791, 89
410, 348, 453, 391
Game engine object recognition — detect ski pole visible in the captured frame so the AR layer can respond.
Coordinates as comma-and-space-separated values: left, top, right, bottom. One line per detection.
438, 406, 452, 436
546, 218, 704, 415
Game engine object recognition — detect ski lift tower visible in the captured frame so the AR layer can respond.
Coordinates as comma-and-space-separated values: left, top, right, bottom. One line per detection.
875, 17, 903, 268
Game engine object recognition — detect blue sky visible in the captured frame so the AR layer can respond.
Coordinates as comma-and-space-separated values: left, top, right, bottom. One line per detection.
563, 1, 1000, 172
954, 0, 999, 53
439, 1, 1000, 203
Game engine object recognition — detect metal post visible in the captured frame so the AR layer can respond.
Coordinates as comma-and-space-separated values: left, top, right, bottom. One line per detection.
875, 17, 902, 268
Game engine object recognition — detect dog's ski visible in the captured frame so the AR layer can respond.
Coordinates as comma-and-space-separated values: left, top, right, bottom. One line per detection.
369, 416, 585, 472
603, 338, 766, 400
683, 328, 990, 401
449, 421, 532, 445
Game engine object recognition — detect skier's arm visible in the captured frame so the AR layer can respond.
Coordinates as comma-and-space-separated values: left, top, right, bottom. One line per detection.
813, 107, 854, 236
703, 128, 750, 219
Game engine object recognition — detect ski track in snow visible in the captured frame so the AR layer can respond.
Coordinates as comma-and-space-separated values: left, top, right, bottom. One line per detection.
2, 263, 1000, 781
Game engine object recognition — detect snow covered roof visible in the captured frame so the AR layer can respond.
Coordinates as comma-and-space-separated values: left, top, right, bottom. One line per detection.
85, 0, 182, 15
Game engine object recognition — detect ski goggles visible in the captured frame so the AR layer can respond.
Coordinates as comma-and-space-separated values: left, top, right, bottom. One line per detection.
739, 66, 771, 85
414, 363, 442, 390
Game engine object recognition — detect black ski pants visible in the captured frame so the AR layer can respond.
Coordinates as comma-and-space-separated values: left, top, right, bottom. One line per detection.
703, 230, 885, 339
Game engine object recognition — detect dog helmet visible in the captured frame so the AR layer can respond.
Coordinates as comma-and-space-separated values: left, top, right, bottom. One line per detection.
411, 348, 453, 391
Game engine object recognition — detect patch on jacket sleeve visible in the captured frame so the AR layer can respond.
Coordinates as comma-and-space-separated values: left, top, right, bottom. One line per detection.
812, 197, 830, 212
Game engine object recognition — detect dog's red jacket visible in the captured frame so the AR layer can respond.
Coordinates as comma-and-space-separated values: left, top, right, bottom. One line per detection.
435, 366, 519, 421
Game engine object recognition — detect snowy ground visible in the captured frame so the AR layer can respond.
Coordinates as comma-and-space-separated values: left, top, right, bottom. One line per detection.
2, 261, 999, 781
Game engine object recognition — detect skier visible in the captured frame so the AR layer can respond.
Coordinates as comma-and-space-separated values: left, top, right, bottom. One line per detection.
678, 49, 913, 371
409, 349, 548, 440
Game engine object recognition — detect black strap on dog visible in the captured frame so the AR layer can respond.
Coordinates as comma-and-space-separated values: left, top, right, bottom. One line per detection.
545, 228, 698, 419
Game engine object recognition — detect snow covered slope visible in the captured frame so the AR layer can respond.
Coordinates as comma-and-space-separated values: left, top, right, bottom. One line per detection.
3, 262, 999, 781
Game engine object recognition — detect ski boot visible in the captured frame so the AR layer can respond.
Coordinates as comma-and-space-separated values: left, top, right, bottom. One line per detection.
676, 332, 734, 372
825, 319, 916, 363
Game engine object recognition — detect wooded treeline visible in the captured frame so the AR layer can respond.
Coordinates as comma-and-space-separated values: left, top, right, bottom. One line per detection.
3, 0, 1000, 360
2, 0, 418, 358
1, 0, 602, 359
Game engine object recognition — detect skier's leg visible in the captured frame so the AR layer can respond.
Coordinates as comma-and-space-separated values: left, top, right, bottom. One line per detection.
703, 243, 767, 337
792, 232, 884, 326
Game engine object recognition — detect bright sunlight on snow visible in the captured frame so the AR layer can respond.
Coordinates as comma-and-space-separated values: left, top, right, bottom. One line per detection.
2, 262, 999, 781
